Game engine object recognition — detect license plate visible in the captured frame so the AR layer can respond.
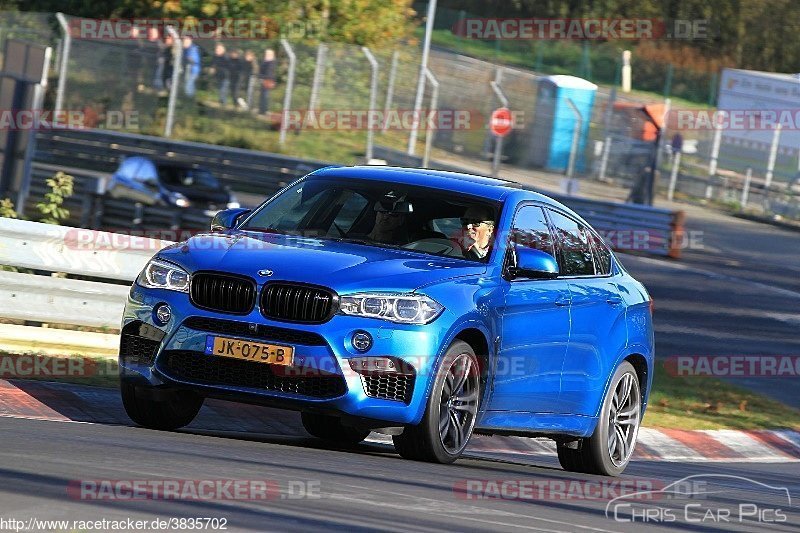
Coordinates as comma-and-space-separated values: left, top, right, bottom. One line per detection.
204, 336, 294, 366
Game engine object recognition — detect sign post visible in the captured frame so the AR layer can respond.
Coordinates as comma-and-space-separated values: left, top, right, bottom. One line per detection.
489, 106, 512, 178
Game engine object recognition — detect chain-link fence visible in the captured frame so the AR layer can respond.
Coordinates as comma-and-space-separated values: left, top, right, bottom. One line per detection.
3, 11, 799, 223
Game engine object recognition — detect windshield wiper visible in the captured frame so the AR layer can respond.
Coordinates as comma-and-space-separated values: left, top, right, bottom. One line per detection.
241, 226, 288, 235
329, 237, 406, 250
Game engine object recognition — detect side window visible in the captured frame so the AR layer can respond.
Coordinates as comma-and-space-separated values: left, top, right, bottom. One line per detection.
547, 210, 596, 276
509, 205, 555, 258
590, 232, 613, 275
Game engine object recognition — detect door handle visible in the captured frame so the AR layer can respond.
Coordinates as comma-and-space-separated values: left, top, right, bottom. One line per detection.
555, 294, 571, 307
606, 295, 623, 305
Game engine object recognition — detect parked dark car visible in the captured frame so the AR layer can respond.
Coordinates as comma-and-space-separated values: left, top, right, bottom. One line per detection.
106, 156, 239, 212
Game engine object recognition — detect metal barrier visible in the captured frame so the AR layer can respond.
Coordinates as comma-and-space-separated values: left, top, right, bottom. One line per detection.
0, 218, 173, 329
27, 163, 216, 231
33, 128, 331, 197
547, 194, 685, 259
373, 144, 685, 258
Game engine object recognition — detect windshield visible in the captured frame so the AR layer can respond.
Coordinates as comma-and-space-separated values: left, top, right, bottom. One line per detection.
241, 177, 501, 262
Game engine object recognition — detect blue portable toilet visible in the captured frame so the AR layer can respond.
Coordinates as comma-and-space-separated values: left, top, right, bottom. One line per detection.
527, 75, 597, 172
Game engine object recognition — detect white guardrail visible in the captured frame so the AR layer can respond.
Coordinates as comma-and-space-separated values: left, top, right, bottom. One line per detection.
0, 218, 174, 329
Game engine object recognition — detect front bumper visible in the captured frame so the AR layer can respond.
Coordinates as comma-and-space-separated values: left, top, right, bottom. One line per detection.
119, 284, 452, 426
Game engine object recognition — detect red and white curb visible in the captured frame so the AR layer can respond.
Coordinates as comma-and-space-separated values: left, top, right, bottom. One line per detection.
366, 427, 800, 463
2, 379, 799, 463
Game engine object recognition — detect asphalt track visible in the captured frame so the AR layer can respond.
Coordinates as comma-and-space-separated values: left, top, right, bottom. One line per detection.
1, 203, 799, 532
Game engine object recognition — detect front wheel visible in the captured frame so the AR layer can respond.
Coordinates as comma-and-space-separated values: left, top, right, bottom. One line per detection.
121, 382, 204, 431
557, 361, 642, 476
393, 341, 480, 464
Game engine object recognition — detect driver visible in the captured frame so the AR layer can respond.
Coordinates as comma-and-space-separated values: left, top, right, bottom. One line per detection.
460, 206, 495, 260
367, 199, 410, 244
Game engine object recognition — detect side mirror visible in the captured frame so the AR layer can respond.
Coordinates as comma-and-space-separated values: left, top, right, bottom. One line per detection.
508, 247, 559, 280
211, 208, 251, 231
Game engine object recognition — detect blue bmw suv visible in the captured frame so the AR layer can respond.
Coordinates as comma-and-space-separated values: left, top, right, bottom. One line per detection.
120, 166, 654, 476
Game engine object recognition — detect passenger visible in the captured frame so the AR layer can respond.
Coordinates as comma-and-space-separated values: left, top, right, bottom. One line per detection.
460, 206, 495, 260
368, 199, 410, 244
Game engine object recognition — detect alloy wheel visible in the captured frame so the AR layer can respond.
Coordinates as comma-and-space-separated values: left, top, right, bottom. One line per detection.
438, 353, 479, 455
607, 371, 641, 467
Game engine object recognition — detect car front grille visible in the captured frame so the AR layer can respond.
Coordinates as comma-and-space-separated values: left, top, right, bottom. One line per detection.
190, 273, 256, 314
260, 283, 337, 323
360, 373, 415, 404
182, 316, 327, 346
119, 321, 164, 366
160, 350, 347, 399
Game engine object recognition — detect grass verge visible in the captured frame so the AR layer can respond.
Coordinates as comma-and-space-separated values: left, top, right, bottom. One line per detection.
644, 360, 800, 430
1, 351, 119, 389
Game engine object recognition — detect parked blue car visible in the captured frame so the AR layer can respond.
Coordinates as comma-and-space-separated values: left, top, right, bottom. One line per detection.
120, 166, 654, 475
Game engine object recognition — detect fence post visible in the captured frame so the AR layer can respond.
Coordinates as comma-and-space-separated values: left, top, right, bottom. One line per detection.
621, 50, 631, 93
597, 87, 616, 182
564, 97, 583, 191
54, 13, 70, 114
279, 38, 296, 146
362, 47, 379, 161
422, 68, 439, 169
765, 124, 782, 189
408, 0, 437, 155
308, 43, 327, 112
489, 69, 508, 179
381, 50, 399, 134
741, 167, 752, 208
164, 26, 182, 138
667, 149, 682, 201
707, 118, 723, 199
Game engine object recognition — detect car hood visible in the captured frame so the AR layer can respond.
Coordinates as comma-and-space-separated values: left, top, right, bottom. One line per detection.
157, 231, 486, 293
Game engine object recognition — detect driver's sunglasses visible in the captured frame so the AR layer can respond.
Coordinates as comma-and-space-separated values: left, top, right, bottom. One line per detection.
460, 218, 490, 228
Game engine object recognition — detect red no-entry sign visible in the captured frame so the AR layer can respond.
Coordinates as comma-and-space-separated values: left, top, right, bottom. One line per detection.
490, 107, 513, 137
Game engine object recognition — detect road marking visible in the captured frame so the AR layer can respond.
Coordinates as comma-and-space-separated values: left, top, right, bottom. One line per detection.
622, 255, 800, 300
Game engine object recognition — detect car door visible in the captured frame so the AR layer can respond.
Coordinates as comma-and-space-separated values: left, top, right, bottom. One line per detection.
490, 204, 571, 413
547, 209, 627, 416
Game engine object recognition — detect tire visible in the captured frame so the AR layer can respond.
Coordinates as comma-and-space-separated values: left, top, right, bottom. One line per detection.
392, 340, 480, 464
557, 361, 642, 476
301, 412, 370, 445
120, 381, 204, 431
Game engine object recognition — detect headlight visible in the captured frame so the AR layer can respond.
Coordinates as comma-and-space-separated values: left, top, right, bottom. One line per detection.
169, 192, 190, 207
339, 293, 444, 324
137, 259, 190, 292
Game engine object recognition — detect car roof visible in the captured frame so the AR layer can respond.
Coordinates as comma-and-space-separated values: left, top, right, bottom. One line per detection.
310, 165, 561, 205
120, 156, 206, 171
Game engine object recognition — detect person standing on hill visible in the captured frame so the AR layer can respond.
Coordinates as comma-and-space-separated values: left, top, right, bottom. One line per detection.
228, 49, 244, 106
210, 44, 230, 106
182, 37, 201, 97
258, 48, 276, 116
238, 50, 255, 109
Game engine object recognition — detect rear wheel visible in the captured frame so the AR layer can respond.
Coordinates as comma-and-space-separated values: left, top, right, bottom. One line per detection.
120, 382, 204, 431
301, 412, 371, 445
557, 361, 642, 476
393, 341, 480, 464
